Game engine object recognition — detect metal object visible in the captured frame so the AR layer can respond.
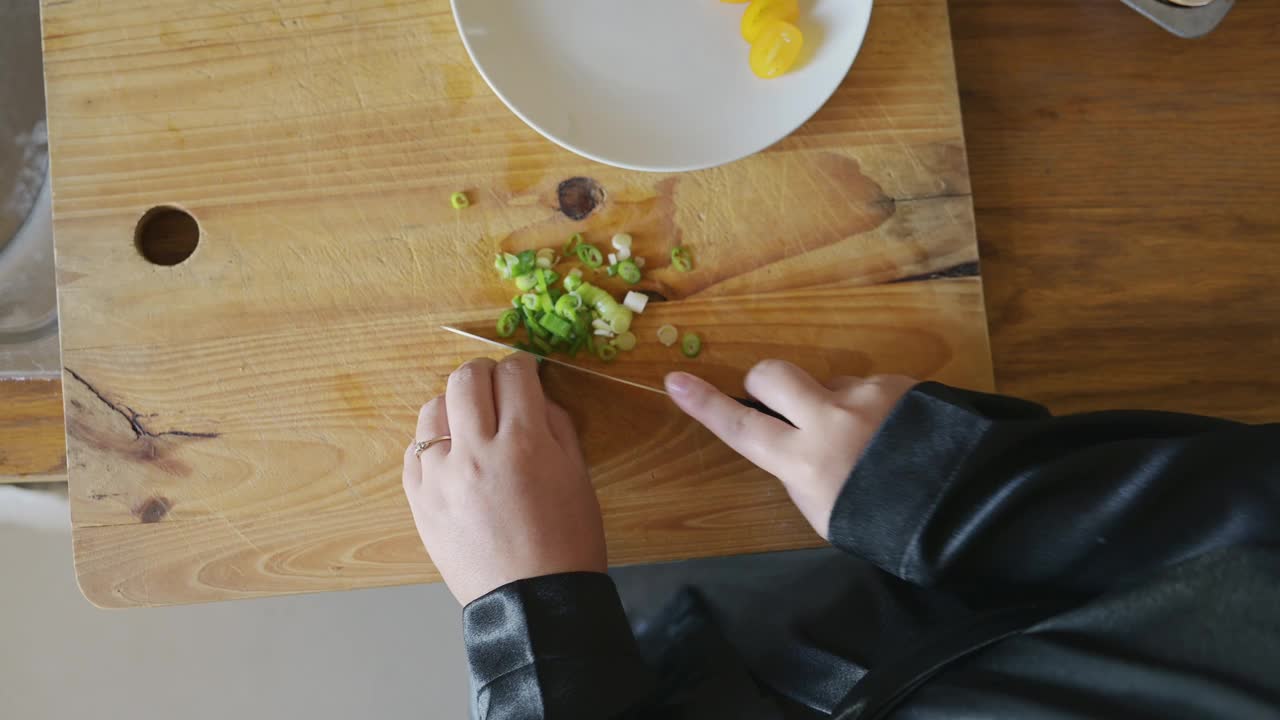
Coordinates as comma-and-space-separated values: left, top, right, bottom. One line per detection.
413, 436, 452, 457
1120, 0, 1234, 38
441, 325, 795, 426
441, 325, 668, 395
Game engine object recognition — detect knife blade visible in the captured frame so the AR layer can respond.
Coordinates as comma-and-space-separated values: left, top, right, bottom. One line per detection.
441, 325, 795, 426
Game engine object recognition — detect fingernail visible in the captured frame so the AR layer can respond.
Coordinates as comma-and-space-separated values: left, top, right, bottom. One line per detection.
665, 372, 703, 397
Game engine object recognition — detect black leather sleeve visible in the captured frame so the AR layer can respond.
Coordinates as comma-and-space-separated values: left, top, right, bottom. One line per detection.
464, 572, 656, 719
828, 382, 1280, 600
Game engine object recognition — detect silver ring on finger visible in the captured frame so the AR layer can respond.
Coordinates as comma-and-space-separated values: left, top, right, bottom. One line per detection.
413, 435, 452, 458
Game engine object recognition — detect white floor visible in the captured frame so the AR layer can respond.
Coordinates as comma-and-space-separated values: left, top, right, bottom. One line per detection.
0, 487, 470, 719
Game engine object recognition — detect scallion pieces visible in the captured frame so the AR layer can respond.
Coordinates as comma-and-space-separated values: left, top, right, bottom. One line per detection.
616, 259, 641, 285
576, 243, 604, 268
450, 191, 470, 209
671, 246, 693, 272
492, 235, 643, 363
614, 331, 637, 352
623, 291, 649, 314
496, 309, 520, 338
681, 332, 702, 358
657, 324, 679, 347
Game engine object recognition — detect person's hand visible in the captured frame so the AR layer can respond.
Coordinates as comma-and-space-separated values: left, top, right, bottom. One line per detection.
403, 354, 607, 605
664, 363, 916, 539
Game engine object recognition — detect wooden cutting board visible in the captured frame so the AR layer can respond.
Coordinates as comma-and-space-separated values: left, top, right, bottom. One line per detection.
45, 0, 991, 607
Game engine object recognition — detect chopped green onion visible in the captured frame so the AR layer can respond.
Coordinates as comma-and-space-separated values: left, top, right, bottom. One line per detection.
563, 233, 583, 254
576, 243, 604, 268
494, 254, 512, 279
596, 344, 618, 363
564, 273, 584, 292
535, 248, 556, 269
514, 273, 537, 292
600, 306, 631, 334
616, 259, 641, 284
521, 293, 539, 311
535, 269, 550, 294
606, 264, 618, 277
681, 332, 702, 358
555, 294, 582, 317
543, 269, 560, 285
657, 324, 679, 347
614, 331, 637, 352
671, 246, 693, 272
539, 312, 574, 340
611, 233, 632, 250
497, 309, 520, 338
523, 309, 550, 339
623, 291, 648, 314
531, 335, 553, 355
539, 292, 554, 314
515, 250, 537, 275
450, 191, 469, 209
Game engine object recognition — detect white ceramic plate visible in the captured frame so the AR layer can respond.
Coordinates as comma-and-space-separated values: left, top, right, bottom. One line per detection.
451, 0, 873, 172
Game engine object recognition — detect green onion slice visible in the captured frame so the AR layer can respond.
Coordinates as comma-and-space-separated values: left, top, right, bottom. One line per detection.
563, 233, 583, 254
671, 246, 693, 272
576, 243, 604, 268
681, 332, 702, 358
616, 259, 641, 284
496, 309, 520, 338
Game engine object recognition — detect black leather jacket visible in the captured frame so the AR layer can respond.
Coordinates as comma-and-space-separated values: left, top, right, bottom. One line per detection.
462, 383, 1280, 719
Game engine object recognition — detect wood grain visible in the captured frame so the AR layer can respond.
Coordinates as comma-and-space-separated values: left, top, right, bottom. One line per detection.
0, 379, 67, 482
951, 0, 1280, 421
45, 0, 989, 606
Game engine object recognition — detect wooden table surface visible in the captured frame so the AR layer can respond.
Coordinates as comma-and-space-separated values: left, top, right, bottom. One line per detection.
5, 0, 1278, 552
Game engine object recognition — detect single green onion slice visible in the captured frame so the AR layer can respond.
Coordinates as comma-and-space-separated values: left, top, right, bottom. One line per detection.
563, 233, 583, 254
613, 331, 637, 352
681, 332, 702, 358
597, 343, 619, 363
496, 309, 520, 338
606, 264, 618, 277
616, 259, 641, 284
494, 254, 512, 279
564, 273, 584, 292
555, 294, 582, 317
514, 273, 537, 292
450, 191, 470, 209
539, 312, 574, 340
576, 243, 604, 268
671, 246, 693, 272
515, 250, 537, 275
657, 324, 679, 347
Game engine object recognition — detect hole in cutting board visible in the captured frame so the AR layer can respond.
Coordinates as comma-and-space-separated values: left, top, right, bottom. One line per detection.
135, 206, 199, 266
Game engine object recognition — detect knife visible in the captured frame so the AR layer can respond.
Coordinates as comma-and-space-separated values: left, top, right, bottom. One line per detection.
441, 325, 794, 426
